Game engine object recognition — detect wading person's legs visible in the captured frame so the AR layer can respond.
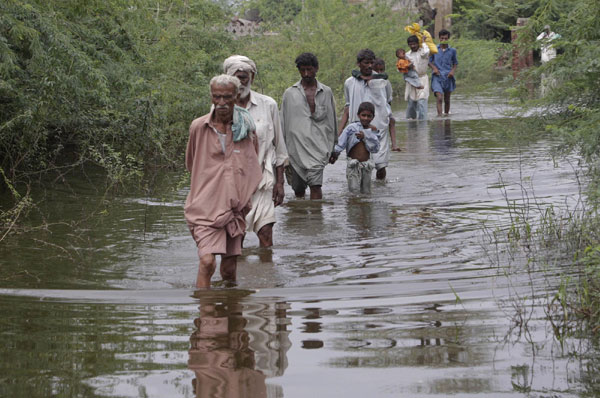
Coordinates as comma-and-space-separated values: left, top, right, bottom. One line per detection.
257, 223, 274, 247
220, 255, 238, 282
360, 162, 373, 194
435, 92, 444, 116
197, 254, 216, 288
246, 188, 276, 248
406, 99, 418, 119
289, 166, 308, 198
189, 224, 221, 288
288, 166, 324, 199
444, 91, 451, 114
306, 168, 324, 200
346, 160, 361, 193
373, 127, 390, 180
309, 185, 322, 199
417, 99, 428, 120
218, 233, 243, 283
191, 224, 243, 288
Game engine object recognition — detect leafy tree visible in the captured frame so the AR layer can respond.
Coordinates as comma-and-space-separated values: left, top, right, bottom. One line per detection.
533, 1, 600, 176
451, 0, 568, 41
0, 0, 237, 236
0, 0, 235, 183
508, 0, 600, 335
241, 0, 302, 25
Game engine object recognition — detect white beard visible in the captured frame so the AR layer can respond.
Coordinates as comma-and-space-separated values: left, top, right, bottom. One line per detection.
239, 83, 251, 99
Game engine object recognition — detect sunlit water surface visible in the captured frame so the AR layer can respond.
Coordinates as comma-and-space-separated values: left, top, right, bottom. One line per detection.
1, 94, 597, 397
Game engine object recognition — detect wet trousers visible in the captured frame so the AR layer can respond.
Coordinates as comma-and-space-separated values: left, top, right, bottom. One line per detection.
406, 98, 428, 120
346, 158, 375, 194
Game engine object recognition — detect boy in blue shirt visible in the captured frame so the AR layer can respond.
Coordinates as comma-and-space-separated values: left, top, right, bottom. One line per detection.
429, 29, 458, 116
329, 102, 380, 194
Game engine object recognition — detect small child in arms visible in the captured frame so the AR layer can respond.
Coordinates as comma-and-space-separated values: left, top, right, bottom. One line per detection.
396, 48, 424, 89
329, 102, 380, 194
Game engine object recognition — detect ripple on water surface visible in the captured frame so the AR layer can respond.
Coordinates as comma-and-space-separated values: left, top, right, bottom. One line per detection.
0, 95, 594, 397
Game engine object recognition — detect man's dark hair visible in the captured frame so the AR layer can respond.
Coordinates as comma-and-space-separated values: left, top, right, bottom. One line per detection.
295, 52, 319, 68
439, 29, 451, 38
356, 48, 376, 63
407, 35, 419, 45
357, 101, 375, 116
373, 58, 385, 69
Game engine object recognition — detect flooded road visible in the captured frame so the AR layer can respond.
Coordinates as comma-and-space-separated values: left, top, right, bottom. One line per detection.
0, 93, 596, 397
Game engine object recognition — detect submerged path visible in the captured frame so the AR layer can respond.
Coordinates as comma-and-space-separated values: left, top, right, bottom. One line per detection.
0, 93, 592, 397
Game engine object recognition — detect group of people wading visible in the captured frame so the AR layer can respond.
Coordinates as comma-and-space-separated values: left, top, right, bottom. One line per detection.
185, 31, 458, 288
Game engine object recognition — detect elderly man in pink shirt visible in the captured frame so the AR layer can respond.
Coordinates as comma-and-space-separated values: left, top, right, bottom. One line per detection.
184, 74, 262, 288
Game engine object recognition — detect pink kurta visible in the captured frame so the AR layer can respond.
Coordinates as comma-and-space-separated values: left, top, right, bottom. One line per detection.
184, 111, 262, 255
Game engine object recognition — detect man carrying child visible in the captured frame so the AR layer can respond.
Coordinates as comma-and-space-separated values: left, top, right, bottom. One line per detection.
395, 48, 424, 90
339, 49, 392, 180
330, 102, 380, 194
404, 35, 431, 120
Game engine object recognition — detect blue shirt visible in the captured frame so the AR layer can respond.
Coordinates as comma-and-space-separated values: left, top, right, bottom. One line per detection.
334, 121, 380, 157
429, 45, 458, 76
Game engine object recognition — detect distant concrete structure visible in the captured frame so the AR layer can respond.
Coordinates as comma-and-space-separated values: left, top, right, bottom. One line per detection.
429, 0, 452, 37
226, 17, 259, 37
243, 8, 261, 22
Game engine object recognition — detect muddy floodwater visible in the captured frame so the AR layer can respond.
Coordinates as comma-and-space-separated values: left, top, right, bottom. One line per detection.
1, 93, 597, 397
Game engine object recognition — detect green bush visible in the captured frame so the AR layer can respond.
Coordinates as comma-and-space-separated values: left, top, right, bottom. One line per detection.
505, 0, 600, 337
0, 0, 235, 186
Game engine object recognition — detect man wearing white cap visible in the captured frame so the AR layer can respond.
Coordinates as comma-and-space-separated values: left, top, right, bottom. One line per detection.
223, 55, 288, 248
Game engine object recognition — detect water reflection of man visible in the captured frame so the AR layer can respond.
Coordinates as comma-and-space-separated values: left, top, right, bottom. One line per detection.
405, 120, 430, 154
346, 196, 392, 240
281, 199, 326, 243
248, 301, 292, 378
189, 294, 292, 397
189, 297, 267, 398
431, 118, 453, 154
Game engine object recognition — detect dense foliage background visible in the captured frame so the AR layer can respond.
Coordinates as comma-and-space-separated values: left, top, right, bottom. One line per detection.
514, 0, 600, 335
0, 0, 235, 186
